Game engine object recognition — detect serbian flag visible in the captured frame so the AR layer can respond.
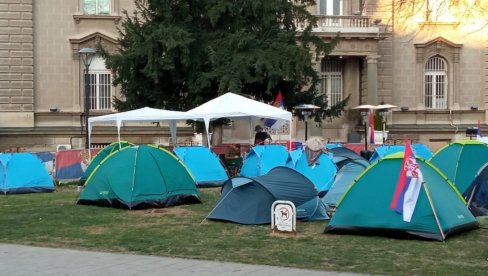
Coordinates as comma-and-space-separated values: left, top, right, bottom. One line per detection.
390, 140, 424, 222
477, 120, 482, 136
369, 110, 375, 144
264, 90, 286, 129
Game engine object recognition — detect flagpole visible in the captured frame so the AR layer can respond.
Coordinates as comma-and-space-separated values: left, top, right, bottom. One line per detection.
422, 181, 446, 241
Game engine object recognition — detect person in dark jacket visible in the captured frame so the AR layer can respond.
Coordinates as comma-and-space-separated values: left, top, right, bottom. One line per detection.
254, 125, 271, 145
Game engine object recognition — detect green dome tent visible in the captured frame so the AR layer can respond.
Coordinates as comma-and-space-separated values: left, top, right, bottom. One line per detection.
78, 145, 200, 209
430, 140, 488, 194
80, 141, 134, 184
326, 153, 478, 241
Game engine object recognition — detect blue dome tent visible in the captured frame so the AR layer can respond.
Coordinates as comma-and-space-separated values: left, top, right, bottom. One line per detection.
173, 146, 229, 187
240, 145, 289, 177
0, 153, 55, 194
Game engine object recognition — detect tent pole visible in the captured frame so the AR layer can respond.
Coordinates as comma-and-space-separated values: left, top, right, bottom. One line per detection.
205, 119, 211, 148
249, 117, 253, 146
466, 186, 475, 206
88, 122, 92, 159
117, 122, 122, 150
288, 120, 292, 151
422, 182, 446, 241
203, 186, 234, 224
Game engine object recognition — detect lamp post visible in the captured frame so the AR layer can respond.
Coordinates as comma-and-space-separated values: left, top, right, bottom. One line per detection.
374, 104, 397, 145
78, 48, 96, 149
293, 104, 320, 141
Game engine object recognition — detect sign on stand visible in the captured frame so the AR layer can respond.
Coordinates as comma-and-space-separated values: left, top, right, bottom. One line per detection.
271, 200, 296, 235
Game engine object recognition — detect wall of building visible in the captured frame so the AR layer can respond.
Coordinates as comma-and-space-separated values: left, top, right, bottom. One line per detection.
1, 0, 487, 151
387, 1, 487, 147
0, 0, 34, 127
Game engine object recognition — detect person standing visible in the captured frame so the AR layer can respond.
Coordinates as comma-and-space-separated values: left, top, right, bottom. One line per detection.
254, 125, 271, 145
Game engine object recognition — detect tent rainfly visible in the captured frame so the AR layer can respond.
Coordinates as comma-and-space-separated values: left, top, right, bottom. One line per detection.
430, 140, 488, 194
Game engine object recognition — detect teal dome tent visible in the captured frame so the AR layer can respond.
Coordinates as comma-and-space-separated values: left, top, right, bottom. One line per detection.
326, 153, 478, 241
78, 145, 200, 209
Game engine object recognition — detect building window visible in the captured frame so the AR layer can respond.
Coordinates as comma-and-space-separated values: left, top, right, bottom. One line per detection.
320, 59, 343, 106
88, 56, 113, 110
318, 0, 343, 15
424, 56, 447, 109
84, 0, 110, 15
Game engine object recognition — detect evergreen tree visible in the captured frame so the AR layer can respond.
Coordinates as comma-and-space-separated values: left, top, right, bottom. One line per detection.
102, 0, 347, 119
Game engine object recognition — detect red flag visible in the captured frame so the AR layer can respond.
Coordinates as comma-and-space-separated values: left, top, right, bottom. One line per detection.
369, 110, 375, 144
264, 90, 285, 129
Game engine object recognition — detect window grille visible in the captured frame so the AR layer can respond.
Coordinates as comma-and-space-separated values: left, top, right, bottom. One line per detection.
320, 59, 343, 106
424, 56, 447, 109
88, 73, 112, 110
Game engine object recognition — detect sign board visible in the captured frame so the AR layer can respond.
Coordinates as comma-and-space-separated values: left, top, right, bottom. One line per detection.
271, 200, 296, 234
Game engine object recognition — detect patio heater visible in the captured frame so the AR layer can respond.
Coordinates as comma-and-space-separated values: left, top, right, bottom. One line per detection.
353, 104, 376, 152
374, 104, 397, 145
293, 104, 320, 141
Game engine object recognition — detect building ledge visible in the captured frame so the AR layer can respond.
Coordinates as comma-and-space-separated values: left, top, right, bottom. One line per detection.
73, 14, 121, 24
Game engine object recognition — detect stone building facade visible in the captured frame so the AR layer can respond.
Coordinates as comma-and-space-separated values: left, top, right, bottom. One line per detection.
304, 0, 487, 152
0, 0, 486, 152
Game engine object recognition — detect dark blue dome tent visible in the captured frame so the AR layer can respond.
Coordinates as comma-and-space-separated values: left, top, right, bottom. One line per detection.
207, 166, 327, 224
464, 163, 488, 216
329, 146, 369, 170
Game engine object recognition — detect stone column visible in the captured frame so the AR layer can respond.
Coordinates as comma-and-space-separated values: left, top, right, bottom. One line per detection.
366, 55, 380, 105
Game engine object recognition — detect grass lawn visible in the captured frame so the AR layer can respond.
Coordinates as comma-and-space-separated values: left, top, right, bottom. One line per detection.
0, 186, 487, 275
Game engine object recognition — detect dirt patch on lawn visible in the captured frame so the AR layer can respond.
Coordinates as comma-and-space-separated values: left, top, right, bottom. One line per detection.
130, 207, 191, 217
85, 226, 111, 235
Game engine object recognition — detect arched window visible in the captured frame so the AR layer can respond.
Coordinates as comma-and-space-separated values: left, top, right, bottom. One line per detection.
424, 56, 447, 109
320, 58, 343, 106
88, 56, 113, 111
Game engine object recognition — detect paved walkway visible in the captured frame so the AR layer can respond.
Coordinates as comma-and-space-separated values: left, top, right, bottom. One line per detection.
0, 243, 366, 276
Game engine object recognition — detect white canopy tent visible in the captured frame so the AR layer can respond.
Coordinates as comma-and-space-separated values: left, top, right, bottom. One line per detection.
88, 107, 203, 148
187, 92, 293, 147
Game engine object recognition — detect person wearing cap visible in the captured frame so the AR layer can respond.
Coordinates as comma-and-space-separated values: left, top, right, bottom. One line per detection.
254, 125, 271, 145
